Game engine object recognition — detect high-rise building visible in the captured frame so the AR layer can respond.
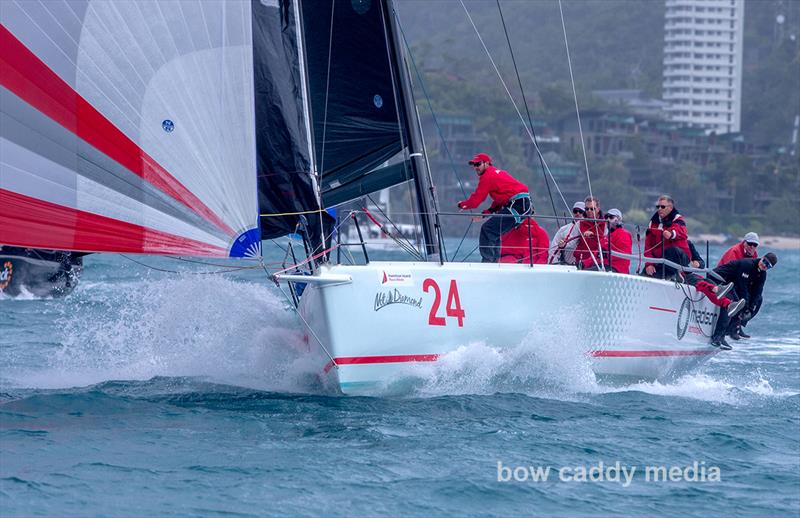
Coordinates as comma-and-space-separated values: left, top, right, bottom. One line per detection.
662, 0, 745, 134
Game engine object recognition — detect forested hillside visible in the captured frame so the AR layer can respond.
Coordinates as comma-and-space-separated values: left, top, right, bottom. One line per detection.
394, 0, 800, 234
397, 0, 800, 147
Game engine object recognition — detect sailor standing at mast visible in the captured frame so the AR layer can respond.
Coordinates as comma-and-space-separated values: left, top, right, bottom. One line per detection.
458, 153, 531, 263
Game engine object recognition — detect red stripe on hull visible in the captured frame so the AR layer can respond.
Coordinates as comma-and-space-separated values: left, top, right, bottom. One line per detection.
0, 25, 235, 237
649, 306, 677, 313
0, 189, 226, 256
321, 349, 714, 373
323, 354, 441, 373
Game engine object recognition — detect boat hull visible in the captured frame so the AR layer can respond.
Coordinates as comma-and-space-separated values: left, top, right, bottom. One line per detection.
291, 262, 720, 395
0, 248, 83, 298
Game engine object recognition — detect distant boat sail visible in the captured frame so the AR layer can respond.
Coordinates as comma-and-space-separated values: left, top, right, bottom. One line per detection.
1, 1, 260, 257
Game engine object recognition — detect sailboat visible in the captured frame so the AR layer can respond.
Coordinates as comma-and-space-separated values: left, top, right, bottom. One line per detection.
0, 246, 84, 298
1, 0, 721, 395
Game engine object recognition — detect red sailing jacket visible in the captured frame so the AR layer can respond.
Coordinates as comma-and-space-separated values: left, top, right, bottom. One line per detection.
717, 241, 758, 267
644, 209, 690, 266
499, 218, 549, 264
458, 166, 528, 212
573, 218, 606, 266
597, 226, 633, 274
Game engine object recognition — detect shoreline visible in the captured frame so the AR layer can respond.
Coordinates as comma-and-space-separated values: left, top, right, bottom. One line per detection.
695, 233, 800, 250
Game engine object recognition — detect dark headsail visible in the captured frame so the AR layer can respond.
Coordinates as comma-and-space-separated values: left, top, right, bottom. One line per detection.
252, 0, 320, 239
255, 0, 439, 256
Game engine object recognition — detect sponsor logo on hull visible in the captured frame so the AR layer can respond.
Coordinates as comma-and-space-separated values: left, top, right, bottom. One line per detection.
676, 296, 715, 340
380, 270, 413, 286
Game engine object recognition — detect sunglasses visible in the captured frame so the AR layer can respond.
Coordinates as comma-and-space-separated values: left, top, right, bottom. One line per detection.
762, 259, 773, 270
572, 209, 585, 215
655, 204, 669, 209
585, 207, 597, 211
746, 242, 758, 247
471, 162, 482, 167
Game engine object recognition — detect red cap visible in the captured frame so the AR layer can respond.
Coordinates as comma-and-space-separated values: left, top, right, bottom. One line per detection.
468, 153, 492, 165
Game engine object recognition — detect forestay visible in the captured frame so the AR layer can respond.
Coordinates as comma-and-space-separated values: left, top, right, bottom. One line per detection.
1, 0, 260, 257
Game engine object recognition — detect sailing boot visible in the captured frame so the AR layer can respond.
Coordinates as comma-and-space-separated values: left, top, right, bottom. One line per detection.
727, 299, 746, 318
716, 282, 734, 299
710, 337, 732, 350
738, 328, 751, 339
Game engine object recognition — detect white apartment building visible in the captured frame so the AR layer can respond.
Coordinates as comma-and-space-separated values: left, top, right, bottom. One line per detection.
663, 0, 745, 134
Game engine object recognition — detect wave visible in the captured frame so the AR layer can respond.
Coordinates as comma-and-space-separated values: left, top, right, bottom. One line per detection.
4, 276, 324, 394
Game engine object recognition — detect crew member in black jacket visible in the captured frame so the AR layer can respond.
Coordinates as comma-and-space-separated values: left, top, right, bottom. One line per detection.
710, 253, 777, 348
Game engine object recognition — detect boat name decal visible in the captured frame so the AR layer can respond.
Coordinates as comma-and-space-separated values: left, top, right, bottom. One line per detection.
0, 261, 12, 291
374, 288, 423, 312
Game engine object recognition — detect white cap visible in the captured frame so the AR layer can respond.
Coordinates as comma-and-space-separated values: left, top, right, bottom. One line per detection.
572, 201, 585, 211
743, 232, 759, 245
607, 208, 622, 219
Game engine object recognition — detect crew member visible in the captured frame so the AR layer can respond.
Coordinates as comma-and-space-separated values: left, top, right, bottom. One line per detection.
597, 208, 632, 274
693, 280, 744, 350
713, 253, 777, 342
643, 195, 691, 279
573, 196, 605, 268
688, 240, 705, 269
458, 153, 531, 263
717, 232, 759, 267
548, 201, 584, 264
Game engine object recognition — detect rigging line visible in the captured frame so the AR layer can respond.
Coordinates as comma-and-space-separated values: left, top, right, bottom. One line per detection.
495, 0, 560, 226
118, 254, 260, 275
365, 193, 424, 260
394, 13, 468, 201
260, 208, 328, 217
557, 0, 601, 269
255, 259, 337, 366
168, 257, 264, 269
460, 243, 480, 262
316, 1, 337, 256
458, 0, 572, 216
451, 219, 474, 262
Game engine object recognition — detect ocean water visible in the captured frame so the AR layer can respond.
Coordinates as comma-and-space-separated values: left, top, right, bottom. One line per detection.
1, 245, 798, 516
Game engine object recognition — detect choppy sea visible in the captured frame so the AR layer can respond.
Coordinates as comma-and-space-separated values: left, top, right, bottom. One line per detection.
1, 243, 798, 516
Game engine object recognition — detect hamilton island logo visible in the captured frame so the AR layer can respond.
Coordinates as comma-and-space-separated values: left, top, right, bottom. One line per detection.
0, 261, 13, 291
374, 288, 423, 312
676, 297, 691, 340
162, 119, 174, 133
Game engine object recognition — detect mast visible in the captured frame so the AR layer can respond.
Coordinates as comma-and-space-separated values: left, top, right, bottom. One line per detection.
383, 0, 442, 260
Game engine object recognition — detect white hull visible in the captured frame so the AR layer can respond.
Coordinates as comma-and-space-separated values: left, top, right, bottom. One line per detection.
284, 262, 720, 395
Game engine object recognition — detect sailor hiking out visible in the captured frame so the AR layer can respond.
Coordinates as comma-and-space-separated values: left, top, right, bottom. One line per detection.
458, 153, 531, 263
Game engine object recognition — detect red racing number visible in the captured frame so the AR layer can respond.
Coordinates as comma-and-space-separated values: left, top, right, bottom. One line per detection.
423, 278, 465, 327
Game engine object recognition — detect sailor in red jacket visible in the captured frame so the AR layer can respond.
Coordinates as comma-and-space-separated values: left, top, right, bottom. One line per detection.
458, 153, 531, 263
573, 196, 606, 268
499, 216, 549, 264
643, 195, 691, 279
717, 232, 759, 267
596, 208, 632, 274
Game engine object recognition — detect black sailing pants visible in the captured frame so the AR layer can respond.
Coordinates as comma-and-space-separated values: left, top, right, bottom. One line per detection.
478, 197, 531, 263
